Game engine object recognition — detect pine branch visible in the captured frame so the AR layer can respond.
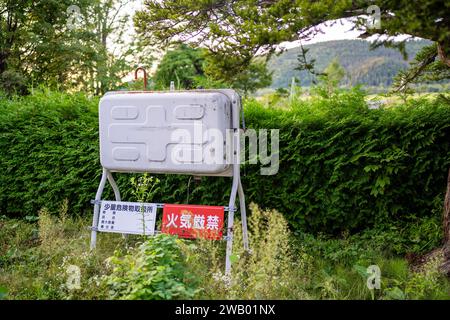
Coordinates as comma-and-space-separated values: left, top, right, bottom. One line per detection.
392, 44, 439, 93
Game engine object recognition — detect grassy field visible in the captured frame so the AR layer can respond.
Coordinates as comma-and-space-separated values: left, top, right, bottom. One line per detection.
1, 203, 449, 300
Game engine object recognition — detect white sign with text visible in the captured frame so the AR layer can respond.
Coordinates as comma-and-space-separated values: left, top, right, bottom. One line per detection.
98, 200, 157, 235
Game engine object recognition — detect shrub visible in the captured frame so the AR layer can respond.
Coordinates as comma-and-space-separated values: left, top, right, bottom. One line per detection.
1, 208, 449, 300
227, 203, 312, 299
0, 89, 100, 216
382, 251, 450, 300
103, 234, 198, 300
243, 93, 450, 234
1, 88, 450, 237
181, 203, 312, 299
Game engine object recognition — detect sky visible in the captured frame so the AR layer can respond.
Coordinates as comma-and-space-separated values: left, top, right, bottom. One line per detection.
280, 18, 364, 49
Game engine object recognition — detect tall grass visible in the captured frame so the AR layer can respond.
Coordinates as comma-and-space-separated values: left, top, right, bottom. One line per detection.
181, 203, 313, 299
1, 203, 449, 300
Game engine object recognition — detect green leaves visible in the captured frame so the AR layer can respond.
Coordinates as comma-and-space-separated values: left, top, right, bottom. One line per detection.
134, 0, 450, 88
0, 286, 7, 300
0, 89, 100, 216
371, 176, 391, 196
154, 43, 207, 90
1, 89, 449, 236
104, 234, 198, 300
384, 287, 406, 300
241, 91, 450, 233
353, 265, 370, 278
0, 0, 140, 96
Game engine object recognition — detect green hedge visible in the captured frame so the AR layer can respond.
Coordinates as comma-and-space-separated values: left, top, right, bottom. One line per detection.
0, 90, 100, 217
1, 89, 449, 234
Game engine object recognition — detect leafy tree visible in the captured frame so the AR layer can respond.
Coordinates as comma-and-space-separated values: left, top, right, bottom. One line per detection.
318, 58, 346, 96
154, 43, 271, 94
134, 0, 344, 79
0, 0, 139, 95
79, 0, 141, 95
154, 43, 206, 89
134, 0, 449, 89
392, 43, 450, 92
0, 0, 87, 94
201, 46, 273, 93
226, 61, 272, 96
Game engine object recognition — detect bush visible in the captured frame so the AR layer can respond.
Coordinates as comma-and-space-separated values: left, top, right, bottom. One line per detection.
180, 203, 312, 299
0, 205, 121, 300
382, 252, 450, 300
1, 88, 450, 237
103, 234, 198, 300
0, 89, 100, 216
241, 91, 450, 234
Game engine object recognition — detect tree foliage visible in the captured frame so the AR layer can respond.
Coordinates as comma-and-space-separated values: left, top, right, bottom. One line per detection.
134, 0, 450, 90
154, 43, 272, 94
0, 0, 83, 94
154, 43, 206, 89
393, 43, 450, 93
268, 39, 447, 91
0, 0, 141, 95
317, 58, 346, 96
227, 60, 272, 96
1, 89, 450, 235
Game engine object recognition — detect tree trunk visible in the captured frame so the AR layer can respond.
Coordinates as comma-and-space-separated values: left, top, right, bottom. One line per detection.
437, 42, 450, 68
441, 168, 450, 275
0, 52, 9, 75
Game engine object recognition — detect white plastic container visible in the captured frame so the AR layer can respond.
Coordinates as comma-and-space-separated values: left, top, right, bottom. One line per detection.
99, 90, 239, 176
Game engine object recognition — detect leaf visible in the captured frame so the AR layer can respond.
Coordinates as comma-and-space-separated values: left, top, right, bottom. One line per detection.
384, 287, 406, 300
353, 265, 369, 278
229, 254, 239, 264
0, 286, 7, 300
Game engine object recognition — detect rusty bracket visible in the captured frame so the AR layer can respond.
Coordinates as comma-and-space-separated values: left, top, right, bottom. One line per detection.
134, 67, 148, 90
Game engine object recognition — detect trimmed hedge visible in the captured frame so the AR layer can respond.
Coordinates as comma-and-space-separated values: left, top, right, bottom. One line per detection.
0, 90, 100, 217
1, 89, 449, 234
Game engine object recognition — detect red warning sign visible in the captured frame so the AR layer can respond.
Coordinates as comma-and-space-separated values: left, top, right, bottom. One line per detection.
161, 204, 225, 240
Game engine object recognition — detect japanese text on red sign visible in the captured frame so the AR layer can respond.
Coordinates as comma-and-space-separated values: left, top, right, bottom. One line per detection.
161, 204, 224, 240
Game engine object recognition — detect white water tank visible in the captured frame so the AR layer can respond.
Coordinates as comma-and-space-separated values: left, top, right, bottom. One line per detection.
99, 90, 239, 176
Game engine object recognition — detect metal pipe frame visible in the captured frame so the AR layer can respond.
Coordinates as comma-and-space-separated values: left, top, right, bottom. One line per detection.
224, 95, 249, 275
90, 168, 121, 249
90, 90, 249, 276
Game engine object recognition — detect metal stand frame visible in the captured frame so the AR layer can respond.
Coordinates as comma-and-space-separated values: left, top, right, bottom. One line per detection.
90, 91, 249, 275
90, 168, 122, 249
224, 108, 249, 274
225, 166, 249, 274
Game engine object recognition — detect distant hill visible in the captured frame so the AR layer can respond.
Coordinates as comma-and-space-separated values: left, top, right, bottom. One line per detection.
267, 39, 433, 88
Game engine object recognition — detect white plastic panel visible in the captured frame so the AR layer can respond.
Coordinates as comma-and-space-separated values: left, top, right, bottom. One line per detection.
99, 90, 236, 176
